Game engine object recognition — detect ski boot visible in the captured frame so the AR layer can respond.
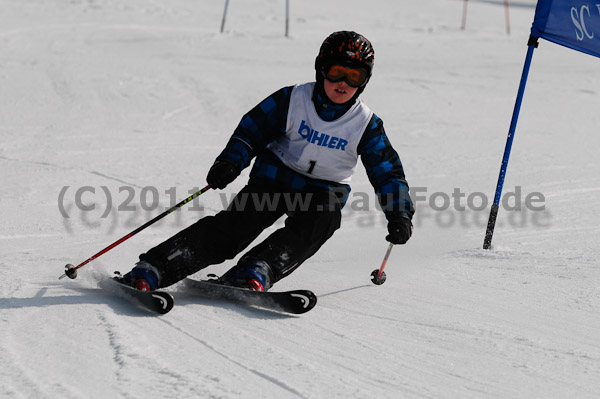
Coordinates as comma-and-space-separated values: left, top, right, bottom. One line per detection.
221, 260, 273, 292
121, 261, 161, 292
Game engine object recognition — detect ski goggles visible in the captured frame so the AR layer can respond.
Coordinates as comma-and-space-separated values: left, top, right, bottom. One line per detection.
323, 64, 370, 88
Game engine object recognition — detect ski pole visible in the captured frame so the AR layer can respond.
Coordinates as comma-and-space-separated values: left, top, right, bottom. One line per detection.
461, 0, 468, 30
483, 37, 538, 249
220, 0, 229, 33
59, 185, 212, 280
370, 242, 394, 285
504, 0, 511, 36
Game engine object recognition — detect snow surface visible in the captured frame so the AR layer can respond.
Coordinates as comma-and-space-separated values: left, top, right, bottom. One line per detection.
2, 0, 600, 397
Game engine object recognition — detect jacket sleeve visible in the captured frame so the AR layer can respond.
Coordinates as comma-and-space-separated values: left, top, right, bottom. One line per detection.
358, 114, 415, 218
215, 86, 293, 171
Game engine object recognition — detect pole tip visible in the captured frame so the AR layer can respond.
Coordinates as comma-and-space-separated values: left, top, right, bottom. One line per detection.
64, 264, 78, 279
370, 269, 386, 285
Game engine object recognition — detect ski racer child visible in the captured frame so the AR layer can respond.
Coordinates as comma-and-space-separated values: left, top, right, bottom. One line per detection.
123, 31, 415, 292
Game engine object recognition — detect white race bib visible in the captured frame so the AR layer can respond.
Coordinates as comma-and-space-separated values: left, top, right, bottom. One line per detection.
268, 82, 373, 183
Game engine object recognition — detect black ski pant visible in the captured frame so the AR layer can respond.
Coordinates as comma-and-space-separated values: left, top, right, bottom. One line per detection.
139, 184, 343, 288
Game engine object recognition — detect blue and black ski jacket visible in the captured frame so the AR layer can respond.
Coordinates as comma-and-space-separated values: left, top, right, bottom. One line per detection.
213, 83, 414, 219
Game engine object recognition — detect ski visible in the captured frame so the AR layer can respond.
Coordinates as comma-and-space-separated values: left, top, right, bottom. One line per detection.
184, 278, 317, 314
109, 277, 174, 315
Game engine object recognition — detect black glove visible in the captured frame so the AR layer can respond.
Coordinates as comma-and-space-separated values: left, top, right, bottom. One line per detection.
206, 161, 240, 189
385, 212, 413, 245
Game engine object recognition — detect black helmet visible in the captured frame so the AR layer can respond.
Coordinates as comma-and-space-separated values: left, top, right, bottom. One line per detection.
315, 31, 375, 88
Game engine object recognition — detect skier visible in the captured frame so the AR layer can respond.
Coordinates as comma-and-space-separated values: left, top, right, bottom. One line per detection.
122, 31, 415, 292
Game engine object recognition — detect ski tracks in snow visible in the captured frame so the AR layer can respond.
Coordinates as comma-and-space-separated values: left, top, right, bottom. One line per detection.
90, 292, 303, 398
164, 295, 416, 399
158, 315, 309, 399
93, 310, 215, 398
